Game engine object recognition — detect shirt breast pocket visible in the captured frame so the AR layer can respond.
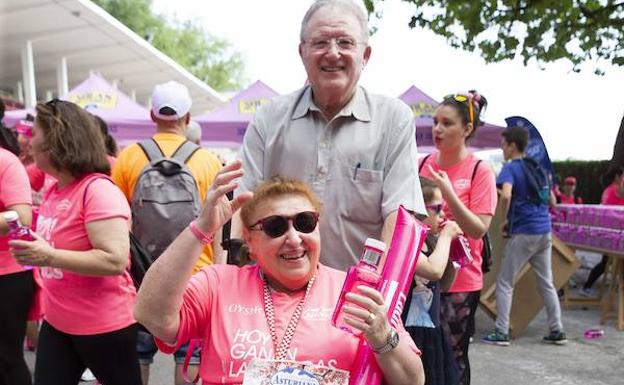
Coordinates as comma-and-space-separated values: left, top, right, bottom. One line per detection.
335, 165, 383, 224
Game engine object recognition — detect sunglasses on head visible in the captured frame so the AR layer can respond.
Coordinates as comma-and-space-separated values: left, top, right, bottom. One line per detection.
444, 93, 474, 127
425, 204, 443, 215
249, 211, 319, 238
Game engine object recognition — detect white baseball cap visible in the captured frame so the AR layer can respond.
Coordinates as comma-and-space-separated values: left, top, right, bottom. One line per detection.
151, 81, 192, 120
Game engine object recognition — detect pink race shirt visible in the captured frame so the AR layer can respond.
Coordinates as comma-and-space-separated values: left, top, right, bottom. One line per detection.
155, 264, 419, 384
419, 153, 497, 292
601, 184, 624, 205
36, 174, 136, 335
0, 148, 32, 275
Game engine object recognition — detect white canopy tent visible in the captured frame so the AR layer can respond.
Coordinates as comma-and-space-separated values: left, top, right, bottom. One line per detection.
0, 0, 225, 114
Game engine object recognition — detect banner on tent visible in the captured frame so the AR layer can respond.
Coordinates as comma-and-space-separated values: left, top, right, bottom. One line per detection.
69, 91, 118, 109
410, 102, 435, 118
238, 98, 272, 114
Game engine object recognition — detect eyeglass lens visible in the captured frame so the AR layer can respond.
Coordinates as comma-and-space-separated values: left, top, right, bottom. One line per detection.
426, 204, 443, 214
258, 211, 319, 238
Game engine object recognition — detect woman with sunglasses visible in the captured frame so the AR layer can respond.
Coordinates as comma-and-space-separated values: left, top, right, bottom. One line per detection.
8, 100, 141, 385
418, 91, 497, 385
403, 177, 463, 385
135, 161, 425, 385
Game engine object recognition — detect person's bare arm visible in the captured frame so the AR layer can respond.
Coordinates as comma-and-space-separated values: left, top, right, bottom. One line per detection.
134, 161, 253, 343
10, 217, 129, 276
428, 165, 492, 238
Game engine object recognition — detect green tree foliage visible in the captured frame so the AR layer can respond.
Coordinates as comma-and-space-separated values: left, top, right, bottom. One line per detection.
553, 160, 611, 203
93, 0, 245, 91
363, 0, 624, 74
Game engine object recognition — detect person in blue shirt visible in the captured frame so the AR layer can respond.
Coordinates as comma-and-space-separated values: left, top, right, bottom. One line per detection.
482, 126, 566, 346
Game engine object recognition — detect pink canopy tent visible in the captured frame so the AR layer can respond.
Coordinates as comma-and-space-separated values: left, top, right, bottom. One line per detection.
194, 80, 279, 148
399, 85, 504, 153
2, 73, 154, 147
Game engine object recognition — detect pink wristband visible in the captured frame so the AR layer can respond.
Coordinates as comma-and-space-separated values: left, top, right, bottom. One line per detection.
189, 221, 214, 245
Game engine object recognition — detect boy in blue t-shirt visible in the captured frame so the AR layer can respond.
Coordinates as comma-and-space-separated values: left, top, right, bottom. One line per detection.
482, 126, 566, 346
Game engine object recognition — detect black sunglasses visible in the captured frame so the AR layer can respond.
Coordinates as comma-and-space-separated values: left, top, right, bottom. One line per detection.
249, 211, 319, 238
425, 204, 443, 215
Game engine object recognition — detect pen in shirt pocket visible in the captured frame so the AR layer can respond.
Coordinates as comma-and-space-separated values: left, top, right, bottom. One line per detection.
353, 162, 361, 180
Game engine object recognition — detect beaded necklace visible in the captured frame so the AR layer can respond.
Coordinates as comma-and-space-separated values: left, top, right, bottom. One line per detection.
261, 271, 316, 360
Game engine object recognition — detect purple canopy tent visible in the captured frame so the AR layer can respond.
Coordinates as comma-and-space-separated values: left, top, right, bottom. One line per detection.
2, 73, 154, 148
194, 80, 279, 148
398, 85, 504, 153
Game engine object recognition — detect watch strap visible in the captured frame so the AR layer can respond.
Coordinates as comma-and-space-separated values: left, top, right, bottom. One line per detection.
372, 327, 399, 354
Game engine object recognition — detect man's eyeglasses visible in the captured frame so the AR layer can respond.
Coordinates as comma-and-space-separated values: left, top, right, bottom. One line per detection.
249, 211, 320, 238
444, 94, 474, 127
425, 204, 443, 215
305, 37, 362, 53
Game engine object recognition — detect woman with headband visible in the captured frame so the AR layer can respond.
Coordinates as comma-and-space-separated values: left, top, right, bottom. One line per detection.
418, 91, 497, 385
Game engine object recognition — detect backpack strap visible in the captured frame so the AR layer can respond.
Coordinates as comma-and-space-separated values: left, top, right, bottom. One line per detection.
417, 154, 432, 174
137, 138, 166, 162
171, 140, 200, 164
471, 159, 483, 182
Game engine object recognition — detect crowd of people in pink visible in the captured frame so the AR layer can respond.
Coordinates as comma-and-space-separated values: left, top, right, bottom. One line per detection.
1, 1, 623, 385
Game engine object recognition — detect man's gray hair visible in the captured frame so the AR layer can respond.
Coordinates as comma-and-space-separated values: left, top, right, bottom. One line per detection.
300, 0, 369, 43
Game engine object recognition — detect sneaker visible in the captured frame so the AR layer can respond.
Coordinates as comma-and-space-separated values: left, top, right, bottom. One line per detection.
80, 368, 96, 382
542, 330, 567, 345
482, 329, 510, 346
578, 287, 599, 298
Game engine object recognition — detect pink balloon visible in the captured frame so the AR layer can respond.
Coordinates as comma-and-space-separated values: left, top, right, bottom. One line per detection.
349, 205, 429, 385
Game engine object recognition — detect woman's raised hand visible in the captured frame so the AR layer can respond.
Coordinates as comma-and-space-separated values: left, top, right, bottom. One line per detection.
427, 164, 454, 197
341, 286, 392, 350
195, 160, 253, 235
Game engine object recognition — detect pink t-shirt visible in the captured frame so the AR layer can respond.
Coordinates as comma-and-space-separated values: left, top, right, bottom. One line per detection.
419, 153, 497, 292
155, 264, 419, 384
601, 184, 624, 205
0, 148, 33, 275
36, 174, 136, 335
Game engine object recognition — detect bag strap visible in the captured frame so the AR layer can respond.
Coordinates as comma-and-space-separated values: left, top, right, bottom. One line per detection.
417, 154, 432, 174
171, 140, 200, 164
183, 339, 202, 384
137, 138, 165, 162
81, 173, 113, 205
471, 159, 482, 182
221, 190, 233, 254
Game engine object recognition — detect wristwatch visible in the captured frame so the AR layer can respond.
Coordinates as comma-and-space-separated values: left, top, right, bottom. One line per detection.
372, 327, 399, 354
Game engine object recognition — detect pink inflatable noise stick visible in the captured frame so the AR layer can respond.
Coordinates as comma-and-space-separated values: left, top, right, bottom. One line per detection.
349, 205, 429, 385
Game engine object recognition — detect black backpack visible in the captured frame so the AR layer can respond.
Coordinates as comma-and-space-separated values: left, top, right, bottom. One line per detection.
521, 157, 551, 205
418, 155, 493, 273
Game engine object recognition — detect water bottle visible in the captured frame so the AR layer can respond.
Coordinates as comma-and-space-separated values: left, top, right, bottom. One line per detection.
4, 211, 33, 242
450, 235, 472, 268
332, 238, 386, 336
583, 328, 604, 340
